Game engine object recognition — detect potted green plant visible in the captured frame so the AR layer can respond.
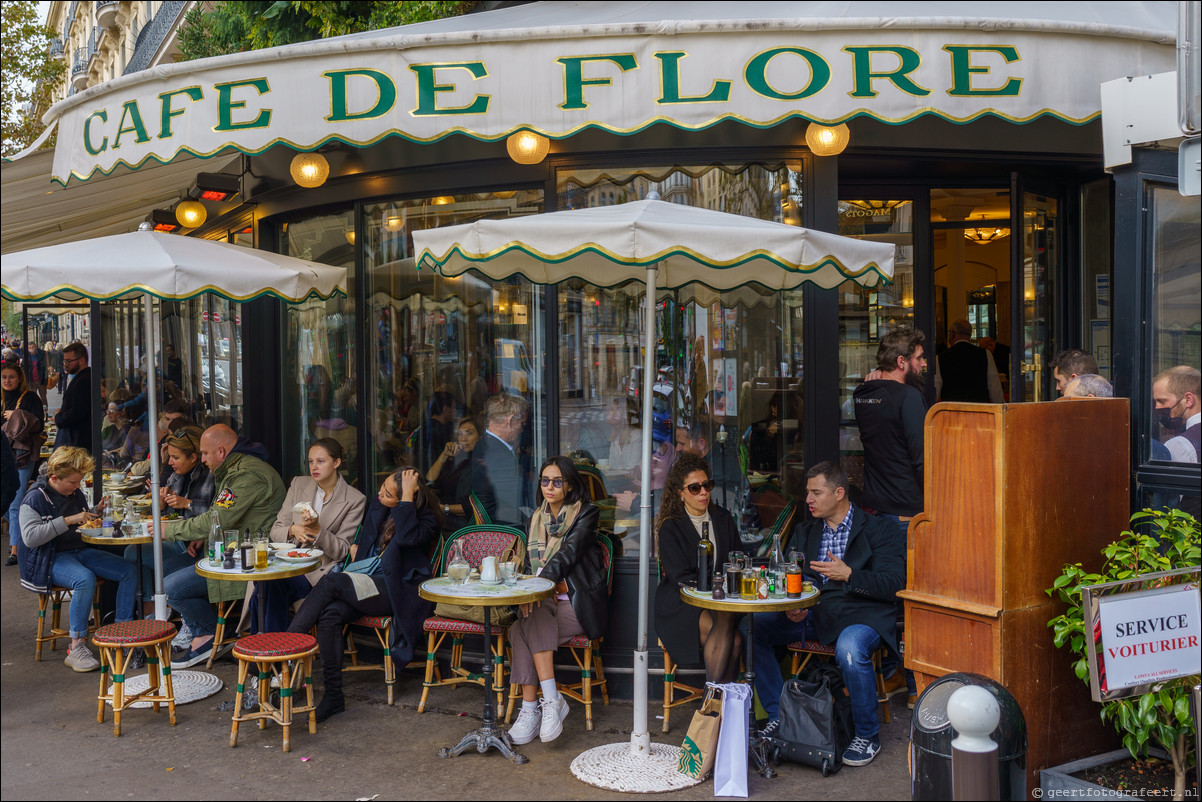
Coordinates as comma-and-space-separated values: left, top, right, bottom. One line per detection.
1045, 509, 1200, 801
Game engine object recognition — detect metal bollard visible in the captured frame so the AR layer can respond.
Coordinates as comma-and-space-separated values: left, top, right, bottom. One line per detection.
947, 684, 1000, 801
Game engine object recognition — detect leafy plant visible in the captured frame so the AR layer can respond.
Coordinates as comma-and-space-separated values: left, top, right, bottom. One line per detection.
1047, 509, 1200, 802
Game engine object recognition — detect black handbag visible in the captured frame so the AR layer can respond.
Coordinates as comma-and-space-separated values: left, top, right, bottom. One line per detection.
770, 667, 854, 776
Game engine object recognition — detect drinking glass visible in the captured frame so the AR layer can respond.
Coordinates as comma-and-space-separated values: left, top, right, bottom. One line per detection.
500, 561, 518, 587
254, 536, 269, 570
447, 562, 470, 584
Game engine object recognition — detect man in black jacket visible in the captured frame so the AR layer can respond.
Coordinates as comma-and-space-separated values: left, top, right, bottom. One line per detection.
54, 343, 93, 449
472, 392, 529, 527
749, 462, 904, 767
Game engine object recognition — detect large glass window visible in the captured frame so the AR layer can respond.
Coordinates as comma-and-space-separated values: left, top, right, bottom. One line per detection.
555, 163, 806, 555
836, 200, 915, 498
1080, 180, 1112, 379
281, 211, 358, 486
363, 190, 546, 516
1148, 186, 1201, 467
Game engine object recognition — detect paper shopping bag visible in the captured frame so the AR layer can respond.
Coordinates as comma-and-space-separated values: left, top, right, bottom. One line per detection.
677, 684, 723, 779
712, 681, 751, 797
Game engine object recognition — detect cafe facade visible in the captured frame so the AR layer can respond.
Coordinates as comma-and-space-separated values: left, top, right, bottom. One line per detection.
6, 2, 1198, 679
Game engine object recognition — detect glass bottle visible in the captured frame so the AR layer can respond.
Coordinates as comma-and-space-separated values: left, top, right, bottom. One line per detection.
446, 540, 470, 584
208, 508, 222, 564
696, 522, 713, 591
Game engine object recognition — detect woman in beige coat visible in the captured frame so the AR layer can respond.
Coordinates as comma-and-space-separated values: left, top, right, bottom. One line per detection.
240, 438, 366, 632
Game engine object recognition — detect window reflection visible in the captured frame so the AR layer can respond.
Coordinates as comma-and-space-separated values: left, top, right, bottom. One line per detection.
555, 162, 805, 557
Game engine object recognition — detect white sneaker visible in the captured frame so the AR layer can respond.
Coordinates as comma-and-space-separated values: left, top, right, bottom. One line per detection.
171, 622, 192, 650
65, 642, 100, 673
539, 695, 569, 742
509, 705, 542, 745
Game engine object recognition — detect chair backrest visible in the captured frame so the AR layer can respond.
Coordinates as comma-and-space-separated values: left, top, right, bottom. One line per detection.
467, 491, 492, 526
596, 533, 615, 593
576, 464, 609, 502
438, 524, 527, 570
751, 482, 797, 558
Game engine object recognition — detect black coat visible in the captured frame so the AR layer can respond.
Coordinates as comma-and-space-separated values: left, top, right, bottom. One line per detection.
1, 432, 17, 514
354, 498, 439, 664
537, 502, 609, 640
471, 432, 525, 528
654, 505, 739, 665
792, 505, 905, 656
55, 367, 93, 449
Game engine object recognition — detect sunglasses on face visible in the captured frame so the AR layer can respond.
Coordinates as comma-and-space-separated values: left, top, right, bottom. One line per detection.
539, 477, 564, 489
684, 479, 716, 496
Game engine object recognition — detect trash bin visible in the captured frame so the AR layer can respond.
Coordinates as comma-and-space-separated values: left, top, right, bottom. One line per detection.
909, 673, 1027, 800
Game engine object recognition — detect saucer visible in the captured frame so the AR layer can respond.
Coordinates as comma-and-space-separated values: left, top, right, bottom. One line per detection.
478, 578, 503, 585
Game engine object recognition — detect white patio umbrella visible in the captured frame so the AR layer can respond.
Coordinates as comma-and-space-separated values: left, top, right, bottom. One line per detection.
413, 197, 894, 790
2, 224, 347, 620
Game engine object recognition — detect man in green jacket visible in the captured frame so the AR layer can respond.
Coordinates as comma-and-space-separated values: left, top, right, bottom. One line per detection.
164, 424, 286, 668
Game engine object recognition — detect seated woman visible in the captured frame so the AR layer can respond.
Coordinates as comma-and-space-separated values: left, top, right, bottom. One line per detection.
100, 400, 131, 464
246, 438, 366, 632
507, 457, 609, 745
288, 466, 440, 722
123, 425, 212, 615
426, 416, 480, 531
18, 447, 137, 672
653, 452, 741, 683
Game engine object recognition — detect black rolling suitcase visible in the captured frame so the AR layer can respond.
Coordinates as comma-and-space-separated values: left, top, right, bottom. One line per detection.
768, 663, 854, 776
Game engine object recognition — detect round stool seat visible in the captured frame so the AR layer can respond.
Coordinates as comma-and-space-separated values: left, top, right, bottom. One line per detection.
233, 632, 317, 660
352, 615, 391, 628
94, 620, 175, 646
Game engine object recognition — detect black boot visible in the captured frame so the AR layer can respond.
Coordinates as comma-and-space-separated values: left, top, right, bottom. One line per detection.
313, 688, 345, 723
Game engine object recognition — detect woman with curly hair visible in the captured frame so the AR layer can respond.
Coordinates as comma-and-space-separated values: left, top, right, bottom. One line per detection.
653, 452, 742, 682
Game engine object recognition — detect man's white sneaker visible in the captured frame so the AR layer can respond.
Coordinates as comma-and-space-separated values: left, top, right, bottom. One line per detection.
539, 695, 569, 742
509, 705, 542, 745
64, 642, 100, 672
171, 622, 192, 650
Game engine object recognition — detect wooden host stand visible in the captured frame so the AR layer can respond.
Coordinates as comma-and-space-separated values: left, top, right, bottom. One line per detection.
898, 399, 1129, 795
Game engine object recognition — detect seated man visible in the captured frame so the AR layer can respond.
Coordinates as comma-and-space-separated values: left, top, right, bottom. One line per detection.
159, 424, 285, 668
747, 460, 904, 767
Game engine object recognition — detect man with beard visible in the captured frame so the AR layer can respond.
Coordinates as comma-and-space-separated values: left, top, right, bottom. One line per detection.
1152, 366, 1200, 517
852, 325, 927, 708
54, 343, 93, 449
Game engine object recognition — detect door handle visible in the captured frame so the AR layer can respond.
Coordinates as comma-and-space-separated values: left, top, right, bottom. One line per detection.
1020, 352, 1043, 403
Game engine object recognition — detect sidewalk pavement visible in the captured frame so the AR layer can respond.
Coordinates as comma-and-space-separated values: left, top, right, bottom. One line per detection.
0, 567, 911, 800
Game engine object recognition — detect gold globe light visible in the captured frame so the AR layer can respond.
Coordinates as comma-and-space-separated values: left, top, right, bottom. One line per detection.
431, 196, 455, 206
383, 203, 406, 232
289, 152, 330, 188
175, 200, 207, 228
506, 131, 550, 165
805, 122, 851, 157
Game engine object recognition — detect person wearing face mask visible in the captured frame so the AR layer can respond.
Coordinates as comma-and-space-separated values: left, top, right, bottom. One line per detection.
241, 438, 367, 633
287, 466, 441, 722
1152, 366, 1201, 464
426, 416, 480, 531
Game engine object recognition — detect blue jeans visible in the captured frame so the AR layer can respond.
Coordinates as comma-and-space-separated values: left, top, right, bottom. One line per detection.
247, 575, 311, 634
164, 560, 216, 639
50, 548, 137, 637
123, 541, 193, 603
6, 462, 36, 550
748, 611, 884, 739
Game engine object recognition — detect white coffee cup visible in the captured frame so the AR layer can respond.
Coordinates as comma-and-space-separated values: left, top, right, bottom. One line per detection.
480, 555, 499, 583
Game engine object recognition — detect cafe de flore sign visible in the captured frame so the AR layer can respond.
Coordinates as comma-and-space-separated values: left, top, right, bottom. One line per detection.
38, 15, 1173, 183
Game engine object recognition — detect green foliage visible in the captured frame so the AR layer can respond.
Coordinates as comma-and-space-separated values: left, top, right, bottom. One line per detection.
177, 1, 478, 62
1, 0, 65, 156
1047, 509, 1199, 795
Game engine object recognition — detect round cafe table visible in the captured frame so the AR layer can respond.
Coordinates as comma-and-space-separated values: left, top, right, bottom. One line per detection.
196, 553, 319, 633
419, 575, 555, 765
82, 529, 155, 619
679, 583, 820, 779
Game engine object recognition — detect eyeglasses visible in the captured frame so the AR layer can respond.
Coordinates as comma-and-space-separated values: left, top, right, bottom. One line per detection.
684, 479, 716, 496
539, 476, 564, 489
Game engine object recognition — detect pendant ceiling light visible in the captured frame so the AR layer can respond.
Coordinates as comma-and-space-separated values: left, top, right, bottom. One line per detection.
174, 200, 207, 228
506, 131, 550, 164
290, 152, 330, 188
805, 122, 850, 156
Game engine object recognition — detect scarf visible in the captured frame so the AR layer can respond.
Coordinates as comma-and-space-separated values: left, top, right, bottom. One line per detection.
528, 500, 581, 567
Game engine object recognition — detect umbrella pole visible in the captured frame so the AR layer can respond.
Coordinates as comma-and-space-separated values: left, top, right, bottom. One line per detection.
632, 262, 657, 756
142, 294, 166, 621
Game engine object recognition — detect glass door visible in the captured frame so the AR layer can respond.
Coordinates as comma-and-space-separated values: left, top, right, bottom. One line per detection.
1010, 177, 1061, 402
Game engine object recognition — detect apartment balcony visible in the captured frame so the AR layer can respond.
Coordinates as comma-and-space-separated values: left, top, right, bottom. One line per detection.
96, 1, 120, 29
71, 48, 89, 91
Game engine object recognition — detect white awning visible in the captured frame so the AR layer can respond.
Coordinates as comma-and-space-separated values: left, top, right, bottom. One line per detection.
26, 1, 1176, 184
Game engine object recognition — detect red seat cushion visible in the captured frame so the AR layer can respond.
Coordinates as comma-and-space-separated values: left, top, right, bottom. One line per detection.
422, 616, 505, 636
233, 632, 318, 659
786, 640, 834, 655
352, 615, 391, 629
563, 635, 592, 649
93, 619, 175, 645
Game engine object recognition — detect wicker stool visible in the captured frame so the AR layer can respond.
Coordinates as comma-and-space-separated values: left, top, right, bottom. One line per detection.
229, 633, 317, 753
35, 583, 102, 660
659, 639, 705, 734
93, 619, 177, 737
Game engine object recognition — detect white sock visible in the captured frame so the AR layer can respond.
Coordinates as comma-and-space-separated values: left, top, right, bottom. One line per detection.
522, 700, 538, 713
540, 678, 560, 702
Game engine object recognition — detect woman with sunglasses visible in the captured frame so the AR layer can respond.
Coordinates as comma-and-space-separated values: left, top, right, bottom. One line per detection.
654, 452, 742, 682
507, 456, 609, 745
287, 466, 441, 723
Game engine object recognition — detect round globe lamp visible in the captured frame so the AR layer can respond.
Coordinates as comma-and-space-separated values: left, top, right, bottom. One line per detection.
290, 152, 330, 188
175, 200, 207, 228
805, 123, 850, 157
506, 131, 550, 165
